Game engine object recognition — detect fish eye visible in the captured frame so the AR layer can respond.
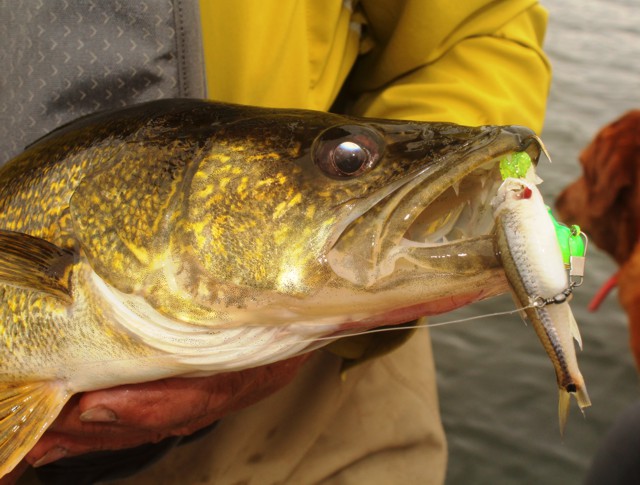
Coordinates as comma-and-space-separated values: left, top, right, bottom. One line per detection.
312, 125, 384, 178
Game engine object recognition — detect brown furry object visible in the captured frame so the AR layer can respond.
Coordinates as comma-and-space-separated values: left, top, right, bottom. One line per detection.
556, 110, 640, 366
557, 110, 640, 264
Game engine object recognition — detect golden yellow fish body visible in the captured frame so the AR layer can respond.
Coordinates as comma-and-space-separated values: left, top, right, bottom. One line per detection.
0, 99, 540, 475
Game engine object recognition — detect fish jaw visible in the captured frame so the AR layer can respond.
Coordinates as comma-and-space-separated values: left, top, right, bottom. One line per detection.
81, 259, 507, 379
493, 178, 590, 427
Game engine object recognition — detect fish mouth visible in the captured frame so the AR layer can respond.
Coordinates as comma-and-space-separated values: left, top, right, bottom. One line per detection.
327, 125, 542, 289
397, 158, 502, 249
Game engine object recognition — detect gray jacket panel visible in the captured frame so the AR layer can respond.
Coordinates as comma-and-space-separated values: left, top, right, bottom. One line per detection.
0, 0, 205, 164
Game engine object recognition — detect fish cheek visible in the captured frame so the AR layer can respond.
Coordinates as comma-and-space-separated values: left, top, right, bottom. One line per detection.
179, 158, 340, 296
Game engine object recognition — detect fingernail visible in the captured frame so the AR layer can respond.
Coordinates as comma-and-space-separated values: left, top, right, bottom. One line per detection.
33, 446, 67, 467
79, 406, 118, 423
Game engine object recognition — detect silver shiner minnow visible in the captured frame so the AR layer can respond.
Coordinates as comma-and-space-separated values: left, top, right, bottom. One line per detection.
493, 177, 591, 432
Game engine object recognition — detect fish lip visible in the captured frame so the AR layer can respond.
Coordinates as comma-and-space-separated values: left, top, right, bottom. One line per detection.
327, 125, 542, 285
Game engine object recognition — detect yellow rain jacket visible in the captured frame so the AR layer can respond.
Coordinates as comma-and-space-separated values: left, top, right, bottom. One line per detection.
200, 0, 550, 131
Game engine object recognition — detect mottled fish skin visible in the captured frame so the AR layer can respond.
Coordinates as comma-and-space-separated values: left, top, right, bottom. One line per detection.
493, 178, 590, 430
0, 99, 541, 475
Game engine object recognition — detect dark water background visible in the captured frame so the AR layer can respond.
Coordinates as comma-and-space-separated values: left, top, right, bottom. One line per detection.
432, 1, 640, 483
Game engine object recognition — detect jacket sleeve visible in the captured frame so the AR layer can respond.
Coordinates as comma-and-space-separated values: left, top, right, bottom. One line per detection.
347, 0, 551, 133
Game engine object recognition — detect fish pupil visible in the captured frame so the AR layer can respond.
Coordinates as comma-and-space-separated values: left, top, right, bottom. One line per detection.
565, 383, 577, 393
332, 141, 369, 175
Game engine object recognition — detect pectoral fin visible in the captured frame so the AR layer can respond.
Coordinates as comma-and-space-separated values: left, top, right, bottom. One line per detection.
568, 308, 583, 350
0, 229, 76, 303
0, 380, 70, 478
508, 289, 528, 322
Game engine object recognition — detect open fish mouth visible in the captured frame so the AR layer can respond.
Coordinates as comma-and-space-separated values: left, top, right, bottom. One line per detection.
327, 126, 542, 288
399, 158, 503, 248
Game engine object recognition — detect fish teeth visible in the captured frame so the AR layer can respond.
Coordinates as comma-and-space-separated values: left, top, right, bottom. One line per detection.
481, 160, 497, 171
452, 182, 460, 196
480, 185, 493, 206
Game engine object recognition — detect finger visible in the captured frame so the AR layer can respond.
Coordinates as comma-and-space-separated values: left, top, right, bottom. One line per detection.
47, 374, 234, 434
25, 428, 166, 467
79, 377, 227, 429
47, 395, 123, 435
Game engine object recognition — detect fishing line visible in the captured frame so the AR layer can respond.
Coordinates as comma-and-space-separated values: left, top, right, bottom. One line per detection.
418, 305, 535, 328
286, 303, 536, 346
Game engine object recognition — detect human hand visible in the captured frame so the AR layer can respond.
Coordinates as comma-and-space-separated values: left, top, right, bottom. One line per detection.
8, 354, 310, 477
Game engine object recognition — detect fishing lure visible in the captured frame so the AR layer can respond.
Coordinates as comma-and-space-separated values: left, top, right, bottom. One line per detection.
492, 175, 591, 431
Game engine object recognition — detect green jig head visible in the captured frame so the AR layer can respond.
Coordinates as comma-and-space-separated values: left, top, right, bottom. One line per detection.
500, 151, 533, 180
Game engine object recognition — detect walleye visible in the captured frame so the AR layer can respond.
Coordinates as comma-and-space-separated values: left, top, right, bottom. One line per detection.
493, 178, 591, 431
0, 98, 544, 475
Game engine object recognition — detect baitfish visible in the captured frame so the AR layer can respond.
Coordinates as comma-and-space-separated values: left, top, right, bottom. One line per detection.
492, 177, 591, 432
0, 99, 541, 475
